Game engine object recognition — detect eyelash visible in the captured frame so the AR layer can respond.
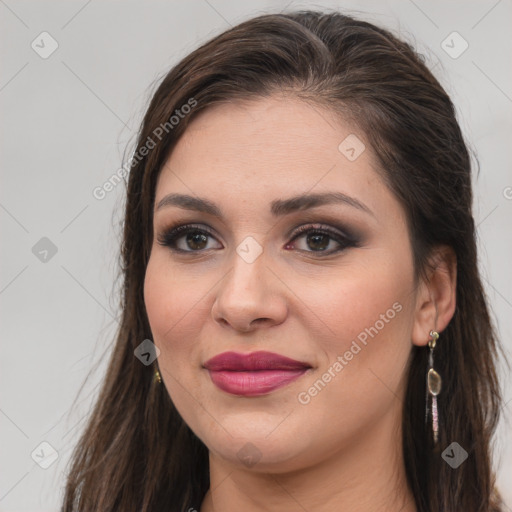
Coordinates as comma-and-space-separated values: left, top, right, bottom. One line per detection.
156, 222, 359, 257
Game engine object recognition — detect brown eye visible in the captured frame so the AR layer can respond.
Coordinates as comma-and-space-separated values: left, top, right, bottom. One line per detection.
157, 222, 359, 256
157, 224, 221, 253
183, 231, 209, 251
286, 225, 355, 255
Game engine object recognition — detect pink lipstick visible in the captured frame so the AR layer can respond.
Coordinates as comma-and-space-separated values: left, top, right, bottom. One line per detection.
203, 351, 311, 396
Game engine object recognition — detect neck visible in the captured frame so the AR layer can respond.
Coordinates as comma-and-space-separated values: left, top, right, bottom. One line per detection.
200, 400, 417, 512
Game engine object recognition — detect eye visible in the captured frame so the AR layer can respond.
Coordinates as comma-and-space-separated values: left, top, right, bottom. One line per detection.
285, 223, 357, 255
156, 222, 359, 256
157, 224, 220, 252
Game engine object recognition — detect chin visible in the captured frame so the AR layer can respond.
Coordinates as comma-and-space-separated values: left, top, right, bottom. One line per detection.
212, 440, 305, 473
193, 416, 315, 472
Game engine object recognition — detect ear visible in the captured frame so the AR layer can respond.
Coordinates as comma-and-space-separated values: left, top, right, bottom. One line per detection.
411, 245, 457, 347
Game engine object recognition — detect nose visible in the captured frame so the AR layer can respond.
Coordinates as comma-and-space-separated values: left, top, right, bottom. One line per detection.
211, 248, 288, 333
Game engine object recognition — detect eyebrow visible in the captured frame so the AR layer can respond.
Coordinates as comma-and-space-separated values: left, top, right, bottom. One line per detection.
155, 192, 374, 217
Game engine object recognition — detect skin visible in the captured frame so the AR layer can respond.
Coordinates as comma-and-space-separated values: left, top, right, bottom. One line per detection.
143, 94, 457, 512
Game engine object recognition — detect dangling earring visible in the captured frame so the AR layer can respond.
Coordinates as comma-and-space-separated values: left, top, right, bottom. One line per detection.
154, 368, 162, 384
425, 330, 442, 445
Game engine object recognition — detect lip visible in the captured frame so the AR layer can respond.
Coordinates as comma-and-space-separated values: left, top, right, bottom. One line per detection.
203, 351, 312, 396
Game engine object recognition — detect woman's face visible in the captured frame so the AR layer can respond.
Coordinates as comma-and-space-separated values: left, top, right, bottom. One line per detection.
144, 95, 420, 472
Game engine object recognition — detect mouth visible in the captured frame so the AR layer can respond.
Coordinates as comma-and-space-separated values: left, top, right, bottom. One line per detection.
203, 351, 312, 396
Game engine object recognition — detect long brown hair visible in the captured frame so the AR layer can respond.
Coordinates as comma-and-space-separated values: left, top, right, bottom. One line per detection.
60, 10, 506, 511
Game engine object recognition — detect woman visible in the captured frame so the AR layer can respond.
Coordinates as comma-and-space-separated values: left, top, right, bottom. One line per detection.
60, 9, 506, 512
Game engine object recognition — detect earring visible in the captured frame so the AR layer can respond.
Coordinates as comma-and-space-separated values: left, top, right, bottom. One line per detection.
425, 330, 442, 445
154, 368, 162, 384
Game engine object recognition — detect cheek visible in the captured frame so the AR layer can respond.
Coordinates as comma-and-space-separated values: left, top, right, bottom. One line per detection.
143, 255, 217, 393
296, 254, 415, 411
144, 258, 204, 413
144, 257, 202, 341
303, 257, 412, 353
144, 260, 172, 341
144, 258, 196, 367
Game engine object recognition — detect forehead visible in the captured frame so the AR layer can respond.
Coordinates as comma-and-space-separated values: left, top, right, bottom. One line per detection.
154, 95, 401, 227
159, 96, 373, 177
165, 95, 366, 170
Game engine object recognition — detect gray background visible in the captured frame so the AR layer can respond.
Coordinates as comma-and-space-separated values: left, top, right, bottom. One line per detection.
1, 0, 511, 510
